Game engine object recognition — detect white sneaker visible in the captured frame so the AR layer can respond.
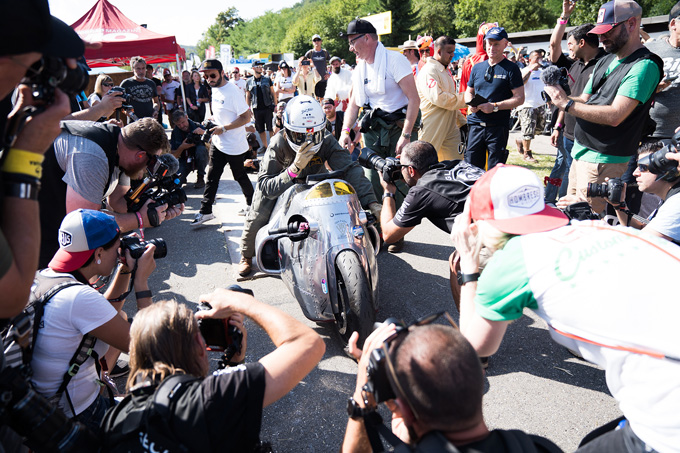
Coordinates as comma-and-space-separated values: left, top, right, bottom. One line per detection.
190, 212, 215, 227
237, 206, 250, 216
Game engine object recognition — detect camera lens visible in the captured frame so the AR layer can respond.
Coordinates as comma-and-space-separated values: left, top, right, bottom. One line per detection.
586, 182, 608, 198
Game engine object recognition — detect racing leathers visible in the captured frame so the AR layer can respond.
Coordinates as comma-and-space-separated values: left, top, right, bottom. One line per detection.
239, 132, 379, 259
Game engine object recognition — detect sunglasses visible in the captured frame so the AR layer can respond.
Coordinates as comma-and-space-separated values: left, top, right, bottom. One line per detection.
349, 34, 366, 46
484, 64, 495, 83
102, 83, 114, 87
203, 73, 220, 80
637, 163, 649, 172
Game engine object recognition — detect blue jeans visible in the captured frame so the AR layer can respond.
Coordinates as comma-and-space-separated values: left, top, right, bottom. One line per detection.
545, 134, 574, 204
77, 393, 113, 433
465, 124, 510, 170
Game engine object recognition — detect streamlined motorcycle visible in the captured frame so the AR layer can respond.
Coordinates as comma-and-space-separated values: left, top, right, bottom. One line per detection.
254, 170, 380, 346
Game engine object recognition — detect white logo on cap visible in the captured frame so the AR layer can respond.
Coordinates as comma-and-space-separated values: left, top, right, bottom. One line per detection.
507, 186, 540, 209
59, 231, 73, 248
597, 8, 605, 23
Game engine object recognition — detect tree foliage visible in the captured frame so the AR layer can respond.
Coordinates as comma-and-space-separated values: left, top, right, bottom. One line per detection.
378, 0, 419, 47
414, 0, 456, 38
453, 0, 555, 38
196, 7, 242, 57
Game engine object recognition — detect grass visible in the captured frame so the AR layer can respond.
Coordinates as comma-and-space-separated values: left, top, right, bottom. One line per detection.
506, 146, 555, 182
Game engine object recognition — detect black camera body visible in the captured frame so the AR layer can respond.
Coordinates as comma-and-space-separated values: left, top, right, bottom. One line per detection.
185, 131, 204, 146
637, 131, 680, 181
201, 120, 218, 143
125, 162, 187, 227
358, 148, 403, 184
108, 86, 134, 109
364, 318, 408, 405
586, 178, 625, 203
22, 56, 89, 104
120, 234, 167, 260
196, 285, 252, 364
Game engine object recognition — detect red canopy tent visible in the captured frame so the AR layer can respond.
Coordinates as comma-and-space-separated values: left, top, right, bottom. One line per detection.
70, 0, 186, 68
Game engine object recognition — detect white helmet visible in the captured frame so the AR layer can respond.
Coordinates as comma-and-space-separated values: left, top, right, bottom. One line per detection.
283, 95, 326, 153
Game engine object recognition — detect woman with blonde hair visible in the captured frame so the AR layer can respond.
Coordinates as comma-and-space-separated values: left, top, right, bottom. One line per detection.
89, 73, 114, 107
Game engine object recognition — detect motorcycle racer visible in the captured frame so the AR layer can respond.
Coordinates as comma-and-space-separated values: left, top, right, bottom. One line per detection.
238, 95, 381, 276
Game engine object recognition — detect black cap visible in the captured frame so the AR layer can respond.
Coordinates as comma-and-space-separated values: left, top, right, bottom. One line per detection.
252, 60, 264, 68
199, 59, 223, 72
0, 0, 84, 57
340, 19, 377, 38
279, 61, 289, 68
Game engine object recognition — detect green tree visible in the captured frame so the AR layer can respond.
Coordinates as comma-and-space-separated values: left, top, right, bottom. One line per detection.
196, 7, 243, 57
378, 0, 419, 46
414, 0, 456, 38
453, 0, 554, 38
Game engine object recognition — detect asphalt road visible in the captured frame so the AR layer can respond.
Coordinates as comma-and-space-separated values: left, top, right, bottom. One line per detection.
128, 168, 621, 452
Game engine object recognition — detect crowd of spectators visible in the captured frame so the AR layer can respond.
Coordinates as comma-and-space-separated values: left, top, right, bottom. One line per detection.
3, 0, 680, 452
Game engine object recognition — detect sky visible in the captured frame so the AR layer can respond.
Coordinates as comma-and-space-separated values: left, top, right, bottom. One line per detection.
48, 0, 300, 47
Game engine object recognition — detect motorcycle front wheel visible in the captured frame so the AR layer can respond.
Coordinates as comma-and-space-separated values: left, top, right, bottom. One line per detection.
334, 250, 375, 349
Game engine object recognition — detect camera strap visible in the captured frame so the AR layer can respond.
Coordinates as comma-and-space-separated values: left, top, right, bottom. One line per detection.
361, 410, 409, 452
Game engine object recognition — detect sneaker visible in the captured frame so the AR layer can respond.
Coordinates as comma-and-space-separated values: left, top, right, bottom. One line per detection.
190, 212, 215, 227
238, 257, 252, 277
237, 206, 250, 216
194, 177, 205, 189
387, 238, 405, 253
110, 359, 130, 378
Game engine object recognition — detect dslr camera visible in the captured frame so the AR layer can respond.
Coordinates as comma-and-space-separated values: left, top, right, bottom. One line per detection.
196, 285, 253, 368
108, 86, 134, 109
586, 178, 625, 203
200, 120, 218, 143
22, 56, 89, 104
358, 148, 402, 184
120, 234, 167, 260
637, 131, 680, 181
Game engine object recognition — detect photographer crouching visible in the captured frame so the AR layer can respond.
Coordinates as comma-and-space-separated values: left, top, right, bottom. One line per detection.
169, 110, 209, 189
100, 288, 325, 452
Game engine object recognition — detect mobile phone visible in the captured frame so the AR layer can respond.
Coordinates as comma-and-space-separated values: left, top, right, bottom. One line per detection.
302, 60, 311, 66
663, 74, 678, 83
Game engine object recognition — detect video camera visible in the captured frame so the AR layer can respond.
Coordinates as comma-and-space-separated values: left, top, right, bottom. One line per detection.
358, 148, 402, 184
125, 154, 187, 227
196, 285, 252, 369
21, 56, 89, 104
120, 234, 167, 260
637, 131, 680, 181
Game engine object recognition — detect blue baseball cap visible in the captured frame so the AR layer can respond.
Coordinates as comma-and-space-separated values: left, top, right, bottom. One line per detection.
484, 27, 509, 41
49, 209, 120, 272
589, 0, 642, 34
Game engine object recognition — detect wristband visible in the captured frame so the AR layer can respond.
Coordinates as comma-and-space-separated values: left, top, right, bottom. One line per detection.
564, 99, 575, 113
342, 127, 351, 134
135, 290, 152, 299
3, 181, 40, 200
1, 148, 44, 179
555, 123, 563, 129
559, 17, 568, 25
136, 212, 144, 229
287, 167, 298, 179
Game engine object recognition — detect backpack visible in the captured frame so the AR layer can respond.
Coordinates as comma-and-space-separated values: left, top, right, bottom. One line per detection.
1, 272, 105, 414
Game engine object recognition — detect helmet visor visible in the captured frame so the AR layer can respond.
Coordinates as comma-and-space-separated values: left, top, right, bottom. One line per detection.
286, 129, 325, 147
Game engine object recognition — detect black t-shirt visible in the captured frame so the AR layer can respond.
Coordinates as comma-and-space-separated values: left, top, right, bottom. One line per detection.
455, 429, 562, 453
305, 49, 330, 76
120, 77, 158, 118
393, 161, 484, 233
467, 59, 523, 127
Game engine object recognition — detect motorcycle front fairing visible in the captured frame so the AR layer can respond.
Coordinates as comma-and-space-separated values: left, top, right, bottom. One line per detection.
255, 179, 379, 322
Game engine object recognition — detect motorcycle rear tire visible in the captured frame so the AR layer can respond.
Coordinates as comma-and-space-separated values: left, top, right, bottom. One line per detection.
334, 250, 375, 349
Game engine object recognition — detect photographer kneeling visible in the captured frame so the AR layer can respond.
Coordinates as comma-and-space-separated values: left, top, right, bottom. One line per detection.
32, 209, 156, 432
101, 289, 325, 452
170, 110, 209, 189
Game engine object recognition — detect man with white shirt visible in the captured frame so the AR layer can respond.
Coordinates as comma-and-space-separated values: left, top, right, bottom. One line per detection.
191, 59, 254, 226
515, 51, 546, 163
230, 67, 247, 97
324, 56, 352, 111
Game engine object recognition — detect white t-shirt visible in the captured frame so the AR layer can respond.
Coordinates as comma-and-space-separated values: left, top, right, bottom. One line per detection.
88, 93, 101, 105
324, 68, 353, 101
274, 74, 294, 100
161, 80, 180, 110
646, 192, 680, 243
230, 78, 247, 97
211, 82, 250, 155
519, 68, 545, 109
353, 49, 412, 113
31, 270, 117, 417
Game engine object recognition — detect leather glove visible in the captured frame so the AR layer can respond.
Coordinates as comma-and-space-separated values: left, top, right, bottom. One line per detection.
368, 202, 382, 225
289, 141, 315, 175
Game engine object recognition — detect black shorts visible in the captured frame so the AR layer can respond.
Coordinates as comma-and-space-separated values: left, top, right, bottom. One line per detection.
253, 108, 273, 133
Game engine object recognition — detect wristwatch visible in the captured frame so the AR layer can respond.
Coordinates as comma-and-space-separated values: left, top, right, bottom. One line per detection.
402, 132, 411, 139
493, 103, 499, 113
564, 99, 575, 113
347, 397, 367, 420
382, 192, 395, 200
457, 271, 480, 285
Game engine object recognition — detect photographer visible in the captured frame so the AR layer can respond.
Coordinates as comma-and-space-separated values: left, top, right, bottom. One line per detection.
605, 141, 680, 244
237, 96, 381, 276
451, 165, 680, 452
101, 290, 325, 452
170, 110, 208, 189
0, 0, 84, 318
341, 319, 562, 452
38, 117, 183, 268
32, 209, 156, 431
